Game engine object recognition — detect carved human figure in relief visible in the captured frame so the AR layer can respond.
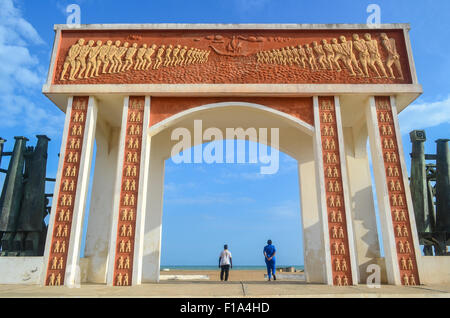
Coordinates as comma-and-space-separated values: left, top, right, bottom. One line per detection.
341, 259, 347, 271
58, 209, 65, 221
73, 40, 93, 79
111, 41, 128, 73
340, 35, 363, 77
95, 40, 111, 75
398, 240, 405, 253
297, 45, 307, 68
322, 39, 341, 71
336, 275, 342, 286
336, 210, 342, 223
64, 210, 70, 221
400, 257, 407, 270
335, 258, 341, 271
119, 240, 126, 253
403, 274, 409, 285
121, 224, 127, 237
339, 242, 345, 255
380, 33, 404, 80
352, 34, 370, 77
402, 225, 408, 237
116, 273, 123, 286
304, 44, 317, 70
407, 257, 414, 270
122, 43, 138, 72
342, 275, 349, 286
405, 241, 411, 253
118, 256, 124, 269
60, 38, 84, 81
409, 274, 416, 286
154, 45, 165, 69
85, 40, 103, 78
396, 224, 403, 237
51, 257, 58, 269
134, 44, 147, 70
332, 226, 338, 238
163, 45, 173, 67
144, 44, 157, 70
338, 226, 344, 238
170, 45, 181, 66
333, 242, 339, 255
330, 210, 336, 222
364, 33, 388, 78
105, 40, 120, 74
312, 41, 327, 69
331, 38, 344, 70
48, 273, 56, 286
128, 209, 134, 221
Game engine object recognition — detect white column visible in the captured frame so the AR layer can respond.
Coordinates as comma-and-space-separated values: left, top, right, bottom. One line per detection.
312, 96, 333, 285
141, 136, 166, 283
343, 125, 382, 283
84, 119, 120, 283
366, 96, 401, 285
64, 97, 98, 287
298, 155, 328, 283
334, 97, 360, 284
132, 96, 151, 285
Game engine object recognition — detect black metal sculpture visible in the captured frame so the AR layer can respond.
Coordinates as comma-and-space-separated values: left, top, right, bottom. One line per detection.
0, 136, 53, 256
410, 130, 450, 256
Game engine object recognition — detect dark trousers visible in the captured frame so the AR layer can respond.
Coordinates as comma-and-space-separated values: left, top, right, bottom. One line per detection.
220, 265, 230, 281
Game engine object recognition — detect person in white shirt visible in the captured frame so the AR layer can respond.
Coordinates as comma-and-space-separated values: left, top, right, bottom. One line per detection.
218, 244, 233, 281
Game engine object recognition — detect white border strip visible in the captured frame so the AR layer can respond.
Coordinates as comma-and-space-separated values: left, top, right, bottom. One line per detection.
132, 96, 151, 285
334, 96, 360, 285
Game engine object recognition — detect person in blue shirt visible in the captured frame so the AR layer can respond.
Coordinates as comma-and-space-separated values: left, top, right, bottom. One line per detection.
263, 239, 276, 281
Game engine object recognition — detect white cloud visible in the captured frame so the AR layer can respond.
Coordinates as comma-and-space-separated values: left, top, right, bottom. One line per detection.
398, 96, 450, 135
0, 0, 64, 138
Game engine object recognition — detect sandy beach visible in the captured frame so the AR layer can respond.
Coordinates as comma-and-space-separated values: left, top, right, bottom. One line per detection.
160, 269, 304, 281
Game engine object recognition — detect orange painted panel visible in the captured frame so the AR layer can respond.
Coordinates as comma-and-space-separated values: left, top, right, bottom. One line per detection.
53, 29, 411, 85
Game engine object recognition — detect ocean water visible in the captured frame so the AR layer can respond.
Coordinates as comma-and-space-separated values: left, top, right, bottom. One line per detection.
161, 265, 304, 271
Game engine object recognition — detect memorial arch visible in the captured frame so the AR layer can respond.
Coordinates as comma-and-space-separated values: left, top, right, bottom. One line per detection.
39, 24, 426, 287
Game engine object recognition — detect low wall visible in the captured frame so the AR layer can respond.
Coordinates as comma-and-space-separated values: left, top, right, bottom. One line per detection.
420, 256, 450, 285
0, 257, 44, 285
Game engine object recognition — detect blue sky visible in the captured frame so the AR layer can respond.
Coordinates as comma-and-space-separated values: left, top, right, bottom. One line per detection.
0, 0, 449, 266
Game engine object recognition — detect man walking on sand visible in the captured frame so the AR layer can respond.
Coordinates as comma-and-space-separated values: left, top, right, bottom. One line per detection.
264, 239, 277, 281
219, 244, 232, 281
